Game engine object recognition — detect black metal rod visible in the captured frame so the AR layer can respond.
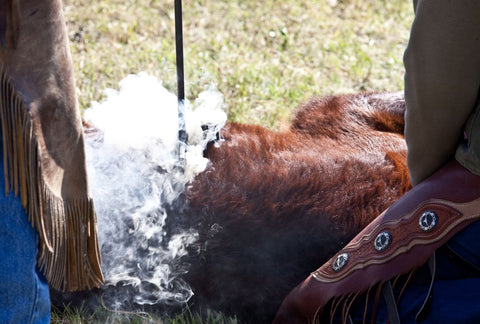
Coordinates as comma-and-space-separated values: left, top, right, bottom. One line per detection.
174, 0, 187, 146
174, 0, 185, 102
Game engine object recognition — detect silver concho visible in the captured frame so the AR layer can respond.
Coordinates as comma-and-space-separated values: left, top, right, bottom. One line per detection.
419, 210, 438, 232
332, 253, 349, 272
374, 231, 392, 251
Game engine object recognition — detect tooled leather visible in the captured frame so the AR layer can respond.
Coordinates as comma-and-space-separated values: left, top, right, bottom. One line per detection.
272, 161, 480, 324
312, 198, 480, 283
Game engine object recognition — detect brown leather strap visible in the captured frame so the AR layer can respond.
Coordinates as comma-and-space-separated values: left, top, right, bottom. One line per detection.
415, 253, 436, 321
382, 281, 400, 324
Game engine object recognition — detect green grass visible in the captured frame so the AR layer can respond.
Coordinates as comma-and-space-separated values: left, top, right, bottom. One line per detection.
64, 0, 413, 129
52, 305, 238, 324
59, 0, 414, 322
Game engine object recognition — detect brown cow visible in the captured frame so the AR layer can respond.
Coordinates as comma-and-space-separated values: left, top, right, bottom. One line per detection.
180, 91, 410, 322
53, 91, 410, 323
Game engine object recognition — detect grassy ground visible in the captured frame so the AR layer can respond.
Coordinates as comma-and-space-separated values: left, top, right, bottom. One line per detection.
57, 0, 414, 322
64, 0, 412, 129
51, 306, 238, 324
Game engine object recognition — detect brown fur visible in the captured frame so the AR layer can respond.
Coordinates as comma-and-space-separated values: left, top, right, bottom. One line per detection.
183, 92, 410, 322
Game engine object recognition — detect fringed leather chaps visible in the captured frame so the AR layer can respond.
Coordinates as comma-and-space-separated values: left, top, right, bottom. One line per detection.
273, 160, 480, 324
0, 0, 103, 291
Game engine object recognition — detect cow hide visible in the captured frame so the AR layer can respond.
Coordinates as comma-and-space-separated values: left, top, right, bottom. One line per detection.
52, 91, 410, 323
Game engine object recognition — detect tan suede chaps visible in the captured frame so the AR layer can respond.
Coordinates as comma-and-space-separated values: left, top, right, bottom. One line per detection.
0, 0, 103, 291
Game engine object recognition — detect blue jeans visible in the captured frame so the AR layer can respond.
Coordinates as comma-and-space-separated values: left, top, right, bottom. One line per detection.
0, 158, 50, 323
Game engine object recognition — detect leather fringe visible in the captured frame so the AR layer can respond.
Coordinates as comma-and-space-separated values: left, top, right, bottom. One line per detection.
0, 67, 103, 291
318, 270, 419, 324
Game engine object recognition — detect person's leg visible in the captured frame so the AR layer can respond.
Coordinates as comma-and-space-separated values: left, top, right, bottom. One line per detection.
0, 155, 50, 324
273, 160, 480, 324
346, 277, 480, 324
345, 233, 480, 324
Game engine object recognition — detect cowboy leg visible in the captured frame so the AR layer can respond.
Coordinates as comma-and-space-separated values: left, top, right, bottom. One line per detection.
273, 160, 480, 324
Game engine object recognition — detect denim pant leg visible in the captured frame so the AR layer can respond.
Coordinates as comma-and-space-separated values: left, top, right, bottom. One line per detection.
343, 221, 480, 324
343, 273, 480, 324
0, 165, 50, 323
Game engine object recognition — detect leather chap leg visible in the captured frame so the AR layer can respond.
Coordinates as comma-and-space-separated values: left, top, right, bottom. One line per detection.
273, 160, 480, 324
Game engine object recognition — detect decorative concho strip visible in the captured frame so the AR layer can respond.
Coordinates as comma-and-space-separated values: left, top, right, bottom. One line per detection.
312, 198, 480, 283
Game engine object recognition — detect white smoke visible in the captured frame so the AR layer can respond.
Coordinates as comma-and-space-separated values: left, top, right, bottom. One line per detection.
83, 73, 226, 308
